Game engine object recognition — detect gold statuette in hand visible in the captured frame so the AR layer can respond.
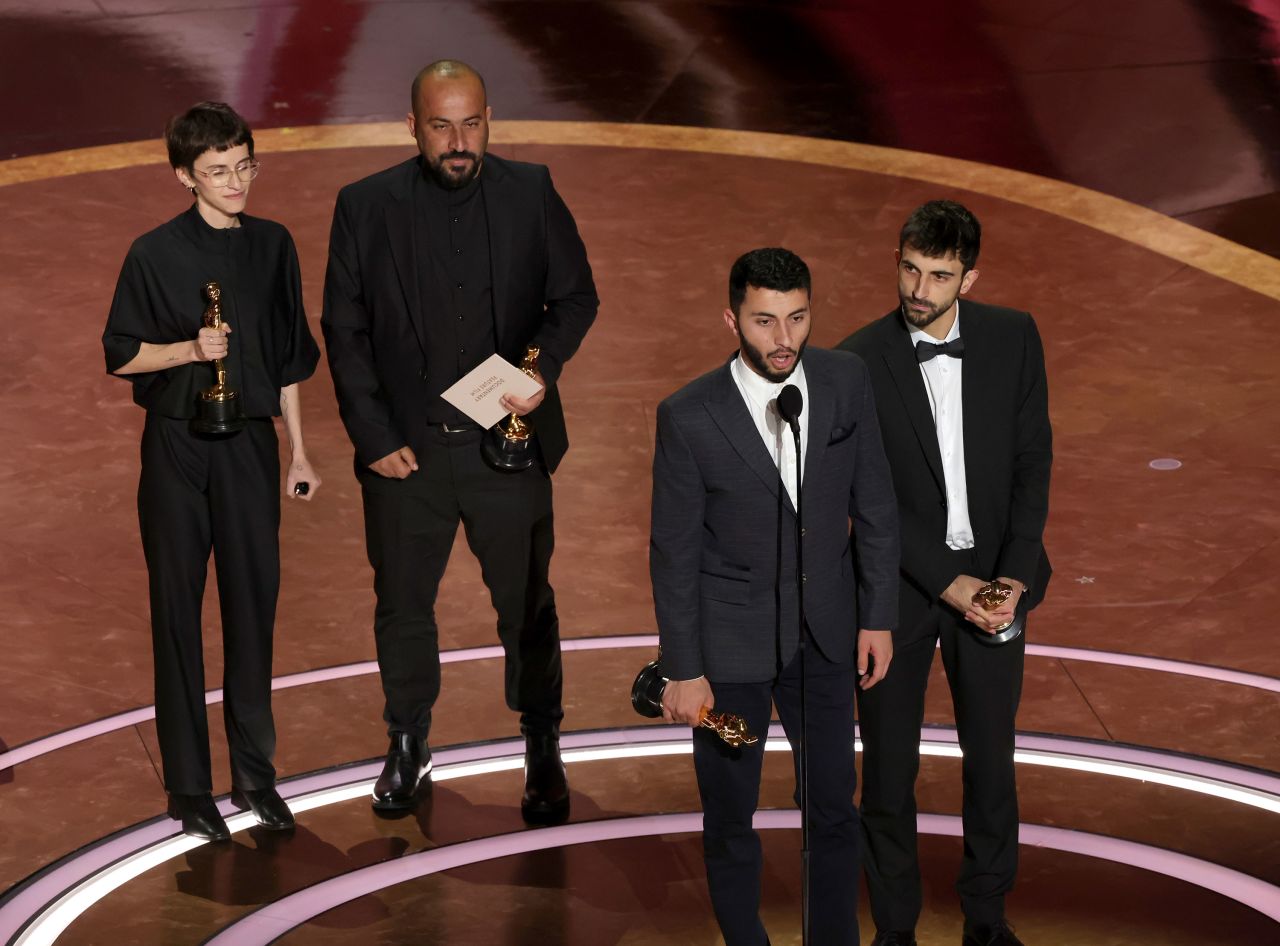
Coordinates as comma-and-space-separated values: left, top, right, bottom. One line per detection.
972, 580, 1015, 632
698, 707, 759, 748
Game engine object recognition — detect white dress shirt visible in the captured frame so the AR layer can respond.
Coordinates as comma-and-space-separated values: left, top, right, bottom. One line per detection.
907, 306, 974, 550
730, 354, 809, 508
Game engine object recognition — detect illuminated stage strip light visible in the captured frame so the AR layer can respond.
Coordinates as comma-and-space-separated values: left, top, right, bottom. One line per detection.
4, 726, 1278, 945
2, 634, 1276, 773
201, 809, 1280, 946
1025, 643, 1280, 693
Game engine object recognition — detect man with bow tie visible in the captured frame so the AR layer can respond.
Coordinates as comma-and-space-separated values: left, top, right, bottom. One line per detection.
838, 201, 1053, 946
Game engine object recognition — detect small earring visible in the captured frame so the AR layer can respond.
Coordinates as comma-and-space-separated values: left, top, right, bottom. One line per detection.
188, 185, 197, 194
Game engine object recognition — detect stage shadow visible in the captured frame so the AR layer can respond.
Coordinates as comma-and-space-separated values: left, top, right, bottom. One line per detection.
407, 786, 710, 946
171, 783, 713, 943
175, 824, 411, 928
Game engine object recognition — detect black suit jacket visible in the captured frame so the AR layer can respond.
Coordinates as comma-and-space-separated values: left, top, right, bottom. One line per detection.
650, 348, 900, 683
838, 302, 1052, 644
321, 153, 598, 472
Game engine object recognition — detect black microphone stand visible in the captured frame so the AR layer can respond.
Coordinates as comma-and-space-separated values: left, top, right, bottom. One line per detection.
779, 399, 809, 946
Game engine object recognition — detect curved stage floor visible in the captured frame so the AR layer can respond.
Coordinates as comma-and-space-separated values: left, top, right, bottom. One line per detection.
1, 123, 1278, 944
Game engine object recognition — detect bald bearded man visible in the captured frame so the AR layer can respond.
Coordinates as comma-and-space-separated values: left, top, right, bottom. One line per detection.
322, 60, 599, 824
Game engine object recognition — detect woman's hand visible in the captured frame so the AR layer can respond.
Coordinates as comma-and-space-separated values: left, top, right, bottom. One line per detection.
194, 323, 231, 362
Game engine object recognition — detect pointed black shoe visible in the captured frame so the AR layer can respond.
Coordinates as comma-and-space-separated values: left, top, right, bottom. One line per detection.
962, 920, 1024, 946
167, 793, 230, 842
371, 732, 432, 811
872, 933, 917, 946
521, 731, 570, 826
231, 786, 295, 830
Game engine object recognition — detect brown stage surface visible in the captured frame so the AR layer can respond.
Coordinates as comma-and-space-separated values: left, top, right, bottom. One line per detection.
1, 124, 1277, 943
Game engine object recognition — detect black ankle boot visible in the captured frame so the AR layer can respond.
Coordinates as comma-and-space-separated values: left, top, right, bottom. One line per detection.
371, 732, 432, 811
521, 730, 569, 826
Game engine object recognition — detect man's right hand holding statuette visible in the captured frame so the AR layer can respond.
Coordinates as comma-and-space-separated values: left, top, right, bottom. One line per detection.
661, 676, 758, 748
661, 676, 713, 727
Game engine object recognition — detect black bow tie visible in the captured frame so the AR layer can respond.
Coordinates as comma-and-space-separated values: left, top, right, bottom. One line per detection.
915, 338, 965, 363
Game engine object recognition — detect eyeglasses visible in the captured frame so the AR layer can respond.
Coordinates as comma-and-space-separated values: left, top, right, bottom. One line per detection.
191, 160, 261, 188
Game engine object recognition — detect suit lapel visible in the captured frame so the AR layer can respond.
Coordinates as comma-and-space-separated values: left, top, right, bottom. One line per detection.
960, 305, 996, 509
705, 361, 794, 514
384, 167, 429, 359
880, 315, 946, 493
480, 156, 512, 349
802, 359, 834, 497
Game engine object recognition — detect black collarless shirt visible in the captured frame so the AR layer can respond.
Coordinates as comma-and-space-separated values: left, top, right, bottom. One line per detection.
103, 204, 319, 418
413, 169, 496, 423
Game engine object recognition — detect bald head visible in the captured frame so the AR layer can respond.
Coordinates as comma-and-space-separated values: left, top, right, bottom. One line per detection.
406, 59, 491, 190
410, 60, 487, 115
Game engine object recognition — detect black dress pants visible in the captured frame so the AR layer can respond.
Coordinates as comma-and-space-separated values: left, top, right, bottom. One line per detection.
138, 414, 281, 795
694, 637, 860, 946
857, 564, 1025, 931
358, 427, 562, 740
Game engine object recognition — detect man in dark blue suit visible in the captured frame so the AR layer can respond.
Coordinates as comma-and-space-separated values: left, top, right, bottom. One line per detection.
650, 248, 901, 946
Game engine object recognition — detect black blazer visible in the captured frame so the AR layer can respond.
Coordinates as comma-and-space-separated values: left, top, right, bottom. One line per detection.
321, 153, 598, 472
838, 302, 1052, 644
650, 347, 901, 683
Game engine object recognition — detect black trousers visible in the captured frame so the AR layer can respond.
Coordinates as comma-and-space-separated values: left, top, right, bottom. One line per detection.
138, 414, 280, 795
694, 637, 860, 946
857, 557, 1025, 931
358, 427, 562, 740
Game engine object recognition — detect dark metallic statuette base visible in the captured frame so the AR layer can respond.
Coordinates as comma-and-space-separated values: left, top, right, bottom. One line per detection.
481, 427, 535, 472
191, 395, 246, 435
975, 612, 1024, 645
973, 598, 1026, 646
631, 660, 666, 719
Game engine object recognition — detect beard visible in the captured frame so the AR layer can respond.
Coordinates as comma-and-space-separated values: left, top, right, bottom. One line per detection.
741, 335, 807, 383
899, 290, 958, 330
426, 150, 482, 190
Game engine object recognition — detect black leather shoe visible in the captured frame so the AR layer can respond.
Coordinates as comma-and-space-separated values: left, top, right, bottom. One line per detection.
521, 731, 570, 826
167, 793, 230, 842
963, 920, 1024, 946
371, 732, 432, 811
231, 786, 295, 830
873, 932, 917, 946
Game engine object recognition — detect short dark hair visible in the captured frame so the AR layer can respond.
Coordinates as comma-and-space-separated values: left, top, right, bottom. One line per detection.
165, 102, 253, 171
410, 59, 487, 114
728, 247, 812, 315
899, 200, 981, 272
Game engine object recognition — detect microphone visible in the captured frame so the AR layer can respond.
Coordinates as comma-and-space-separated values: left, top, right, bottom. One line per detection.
777, 384, 803, 434
774, 378, 810, 943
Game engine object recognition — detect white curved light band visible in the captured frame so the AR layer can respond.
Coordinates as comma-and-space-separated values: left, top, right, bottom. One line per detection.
2, 634, 1275, 773
203, 810, 1280, 946
4, 725, 1278, 945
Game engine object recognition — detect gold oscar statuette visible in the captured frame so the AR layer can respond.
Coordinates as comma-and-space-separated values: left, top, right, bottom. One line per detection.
972, 580, 1015, 632
698, 707, 759, 748
630, 659, 760, 748
190, 281, 246, 435
481, 345, 540, 471
970, 579, 1026, 645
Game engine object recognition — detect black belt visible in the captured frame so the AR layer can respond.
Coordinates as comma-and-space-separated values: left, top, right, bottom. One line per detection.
427, 420, 483, 433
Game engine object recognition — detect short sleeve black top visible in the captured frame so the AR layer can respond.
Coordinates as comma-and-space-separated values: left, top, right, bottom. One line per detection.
102, 204, 320, 418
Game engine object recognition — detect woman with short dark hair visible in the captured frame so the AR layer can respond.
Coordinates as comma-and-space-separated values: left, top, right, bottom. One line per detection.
103, 102, 320, 841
